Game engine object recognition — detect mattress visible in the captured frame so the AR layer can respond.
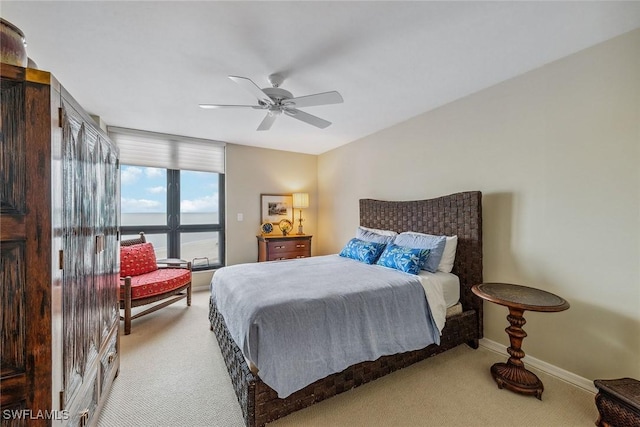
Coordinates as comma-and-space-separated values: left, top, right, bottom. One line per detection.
418, 270, 460, 308
416, 270, 460, 333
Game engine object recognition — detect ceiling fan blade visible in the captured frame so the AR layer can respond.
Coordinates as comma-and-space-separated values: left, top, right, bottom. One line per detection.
283, 91, 343, 108
283, 108, 331, 129
257, 112, 278, 131
199, 104, 263, 109
229, 75, 274, 106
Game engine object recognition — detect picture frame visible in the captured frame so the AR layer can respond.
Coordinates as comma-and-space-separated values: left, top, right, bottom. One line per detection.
260, 194, 293, 225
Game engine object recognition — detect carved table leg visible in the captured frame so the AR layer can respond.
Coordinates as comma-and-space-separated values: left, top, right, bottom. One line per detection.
490, 307, 544, 399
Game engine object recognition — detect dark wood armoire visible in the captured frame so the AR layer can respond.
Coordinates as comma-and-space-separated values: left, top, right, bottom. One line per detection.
1, 63, 120, 426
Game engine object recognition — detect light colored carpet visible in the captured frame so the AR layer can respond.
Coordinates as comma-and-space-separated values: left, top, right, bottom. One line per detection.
98, 290, 598, 427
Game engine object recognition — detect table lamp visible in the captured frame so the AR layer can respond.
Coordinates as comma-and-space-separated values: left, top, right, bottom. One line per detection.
292, 193, 309, 235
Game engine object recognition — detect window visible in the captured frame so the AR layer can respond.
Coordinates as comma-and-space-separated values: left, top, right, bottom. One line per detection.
120, 166, 224, 270
110, 127, 225, 270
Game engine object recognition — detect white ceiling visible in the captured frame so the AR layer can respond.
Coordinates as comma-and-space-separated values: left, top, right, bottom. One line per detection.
3, 1, 640, 155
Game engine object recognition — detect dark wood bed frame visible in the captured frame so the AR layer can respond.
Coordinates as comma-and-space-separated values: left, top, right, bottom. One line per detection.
209, 191, 483, 426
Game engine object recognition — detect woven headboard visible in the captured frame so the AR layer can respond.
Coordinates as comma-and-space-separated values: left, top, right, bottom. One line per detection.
359, 191, 483, 328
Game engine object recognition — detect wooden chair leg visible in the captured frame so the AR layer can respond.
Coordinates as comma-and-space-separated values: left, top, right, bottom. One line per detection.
186, 262, 192, 307
124, 277, 132, 335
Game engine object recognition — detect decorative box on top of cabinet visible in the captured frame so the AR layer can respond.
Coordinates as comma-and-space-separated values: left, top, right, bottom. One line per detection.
0, 63, 120, 426
257, 235, 312, 262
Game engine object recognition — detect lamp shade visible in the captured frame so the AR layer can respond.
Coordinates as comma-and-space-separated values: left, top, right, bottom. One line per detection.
292, 193, 309, 209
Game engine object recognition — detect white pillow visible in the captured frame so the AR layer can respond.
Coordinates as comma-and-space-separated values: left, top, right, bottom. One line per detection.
357, 226, 397, 237
438, 235, 458, 273
393, 232, 446, 273
356, 227, 395, 244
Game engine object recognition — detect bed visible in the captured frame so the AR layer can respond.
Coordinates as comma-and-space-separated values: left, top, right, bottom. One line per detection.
209, 191, 483, 426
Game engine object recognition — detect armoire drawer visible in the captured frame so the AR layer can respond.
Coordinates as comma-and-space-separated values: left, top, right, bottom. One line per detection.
100, 328, 119, 394
67, 371, 98, 427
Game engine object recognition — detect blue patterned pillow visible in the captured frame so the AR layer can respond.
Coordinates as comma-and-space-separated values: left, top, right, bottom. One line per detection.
376, 243, 430, 275
339, 238, 387, 264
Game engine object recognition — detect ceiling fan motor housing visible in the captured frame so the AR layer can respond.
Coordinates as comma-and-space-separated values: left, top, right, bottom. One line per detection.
262, 87, 293, 103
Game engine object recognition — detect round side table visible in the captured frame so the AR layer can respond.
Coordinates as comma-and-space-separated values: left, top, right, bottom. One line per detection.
472, 282, 569, 400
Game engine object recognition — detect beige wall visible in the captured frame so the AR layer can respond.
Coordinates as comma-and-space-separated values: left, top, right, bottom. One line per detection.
317, 29, 640, 380
225, 143, 318, 266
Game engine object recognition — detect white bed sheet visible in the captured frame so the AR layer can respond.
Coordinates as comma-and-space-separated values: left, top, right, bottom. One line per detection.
417, 270, 460, 334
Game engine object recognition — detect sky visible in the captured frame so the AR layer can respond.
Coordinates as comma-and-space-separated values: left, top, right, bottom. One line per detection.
120, 166, 219, 214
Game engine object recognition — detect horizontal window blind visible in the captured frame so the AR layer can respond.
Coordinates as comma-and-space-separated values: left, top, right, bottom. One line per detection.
108, 126, 225, 173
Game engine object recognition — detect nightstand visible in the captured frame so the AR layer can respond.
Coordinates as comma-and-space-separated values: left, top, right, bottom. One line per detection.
594, 378, 640, 427
257, 235, 312, 262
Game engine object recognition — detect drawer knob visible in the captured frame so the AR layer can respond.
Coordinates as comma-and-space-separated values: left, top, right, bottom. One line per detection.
107, 352, 116, 364
274, 245, 285, 249
296, 244, 306, 248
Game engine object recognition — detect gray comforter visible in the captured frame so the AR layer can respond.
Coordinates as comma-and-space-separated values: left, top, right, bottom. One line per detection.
210, 255, 440, 398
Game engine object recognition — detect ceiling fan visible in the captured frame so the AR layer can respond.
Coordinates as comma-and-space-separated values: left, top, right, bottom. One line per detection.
199, 74, 343, 131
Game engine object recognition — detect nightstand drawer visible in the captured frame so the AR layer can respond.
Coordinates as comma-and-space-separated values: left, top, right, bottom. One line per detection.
267, 248, 309, 261
257, 235, 312, 262
268, 240, 309, 254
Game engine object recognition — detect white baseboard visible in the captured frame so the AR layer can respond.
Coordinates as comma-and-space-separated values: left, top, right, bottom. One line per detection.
479, 338, 597, 394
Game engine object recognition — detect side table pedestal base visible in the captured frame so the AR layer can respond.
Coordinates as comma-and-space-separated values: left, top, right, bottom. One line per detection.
491, 362, 543, 400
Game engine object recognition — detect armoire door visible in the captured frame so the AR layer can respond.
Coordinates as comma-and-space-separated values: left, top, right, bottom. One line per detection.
59, 95, 120, 424
1, 66, 54, 426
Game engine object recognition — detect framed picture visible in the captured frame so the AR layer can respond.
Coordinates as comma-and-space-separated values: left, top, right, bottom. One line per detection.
261, 194, 293, 224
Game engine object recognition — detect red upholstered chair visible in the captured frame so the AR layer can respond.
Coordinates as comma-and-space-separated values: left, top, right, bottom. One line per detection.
120, 233, 192, 335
